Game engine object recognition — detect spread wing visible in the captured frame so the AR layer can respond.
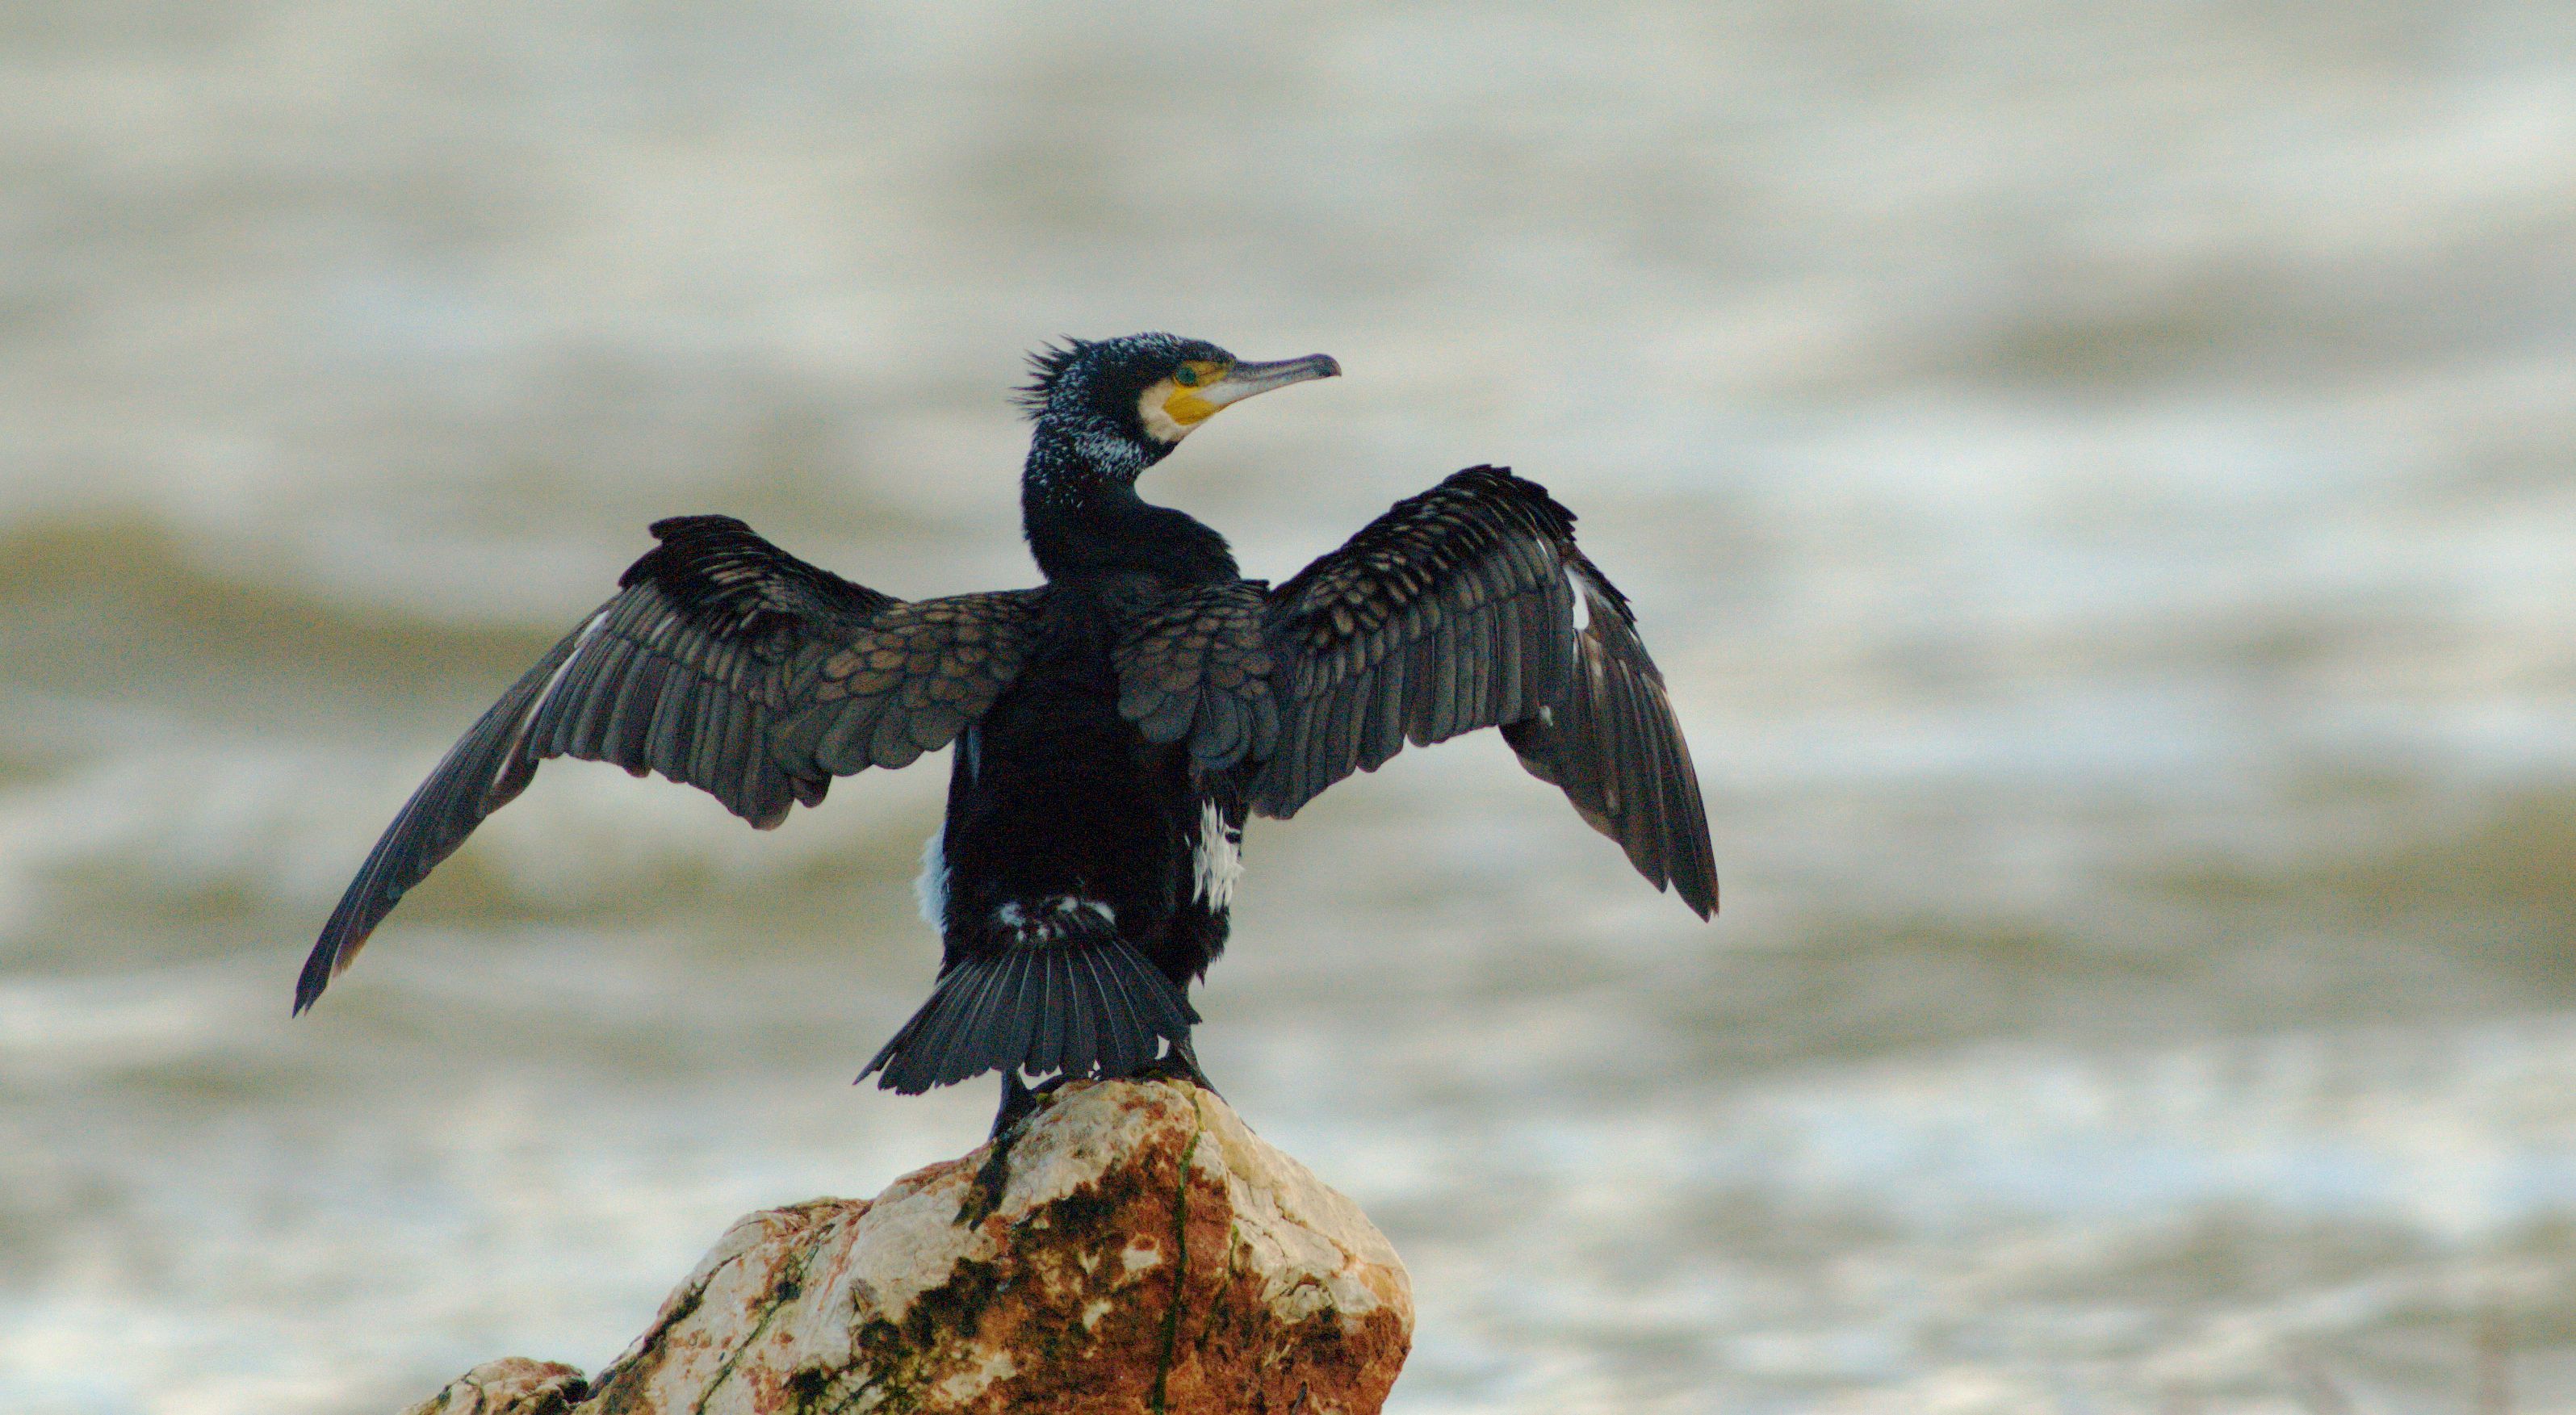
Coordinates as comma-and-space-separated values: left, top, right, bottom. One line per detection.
297, 515, 1042, 1011
1246, 464, 1717, 917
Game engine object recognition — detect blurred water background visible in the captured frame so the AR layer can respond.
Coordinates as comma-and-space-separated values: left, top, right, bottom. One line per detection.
3, 2, 2574, 1411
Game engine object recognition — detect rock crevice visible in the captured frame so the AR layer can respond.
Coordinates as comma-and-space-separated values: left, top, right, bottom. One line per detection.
403, 1080, 1411, 1415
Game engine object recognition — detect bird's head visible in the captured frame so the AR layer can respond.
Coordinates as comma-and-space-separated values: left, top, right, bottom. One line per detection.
1017, 333, 1340, 481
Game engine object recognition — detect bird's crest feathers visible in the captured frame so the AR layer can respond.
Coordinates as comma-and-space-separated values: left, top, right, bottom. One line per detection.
1015, 337, 1092, 417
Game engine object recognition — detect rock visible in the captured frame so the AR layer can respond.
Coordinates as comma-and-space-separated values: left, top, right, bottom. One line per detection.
400, 1358, 588, 1415
405, 1079, 1412, 1415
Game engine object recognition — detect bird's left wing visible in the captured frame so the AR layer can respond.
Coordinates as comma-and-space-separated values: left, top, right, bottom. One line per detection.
1245, 465, 1717, 917
298, 515, 1042, 1011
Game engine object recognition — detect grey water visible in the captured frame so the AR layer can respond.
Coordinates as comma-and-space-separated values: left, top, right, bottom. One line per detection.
3, 2, 2575, 1410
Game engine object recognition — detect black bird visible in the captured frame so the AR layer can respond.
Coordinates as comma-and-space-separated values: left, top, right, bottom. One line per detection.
297, 333, 1718, 1155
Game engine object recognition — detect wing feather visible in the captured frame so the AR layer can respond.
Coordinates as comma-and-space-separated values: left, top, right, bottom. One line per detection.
1108, 579, 1278, 768
296, 515, 1044, 1012
1501, 559, 1719, 915
1252, 465, 1718, 917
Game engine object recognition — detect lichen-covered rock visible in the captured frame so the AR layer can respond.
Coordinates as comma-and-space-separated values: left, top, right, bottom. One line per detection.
406, 1079, 1411, 1415
400, 1358, 588, 1415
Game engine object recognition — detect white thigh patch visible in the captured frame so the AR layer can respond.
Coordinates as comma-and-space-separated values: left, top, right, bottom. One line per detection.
1192, 799, 1243, 909
914, 830, 949, 928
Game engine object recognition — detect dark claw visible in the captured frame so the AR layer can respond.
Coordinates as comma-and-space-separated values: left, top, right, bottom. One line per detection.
1145, 1036, 1219, 1099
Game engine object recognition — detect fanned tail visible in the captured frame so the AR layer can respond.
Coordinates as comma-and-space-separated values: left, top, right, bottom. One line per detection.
862, 901, 1199, 1095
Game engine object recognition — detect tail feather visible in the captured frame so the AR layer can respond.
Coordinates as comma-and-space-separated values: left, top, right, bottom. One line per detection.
1025, 953, 1066, 1077
1089, 952, 1136, 1076
1095, 952, 1152, 1076
911, 957, 989, 1082
961, 948, 1022, 1063
990, 954, 1040, 1071
863, 927, 1197, 1095
1032, 952, 1069, 1077
1065, 956, 1101, 1078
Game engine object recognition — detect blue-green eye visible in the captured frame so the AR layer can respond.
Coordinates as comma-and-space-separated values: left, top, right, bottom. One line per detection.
1175, 366, 1200, 387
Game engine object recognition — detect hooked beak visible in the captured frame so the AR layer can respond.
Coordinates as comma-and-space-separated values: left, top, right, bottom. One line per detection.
1202, 353, 1341, 409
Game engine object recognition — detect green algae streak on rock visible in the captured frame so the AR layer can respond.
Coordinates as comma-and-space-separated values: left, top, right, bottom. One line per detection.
399, 1080, 1412, 1415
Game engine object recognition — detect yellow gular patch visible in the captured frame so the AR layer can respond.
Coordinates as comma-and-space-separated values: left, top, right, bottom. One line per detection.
1137, 362, 1230, 442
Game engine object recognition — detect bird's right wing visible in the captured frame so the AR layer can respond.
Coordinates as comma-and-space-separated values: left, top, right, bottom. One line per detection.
298, 515, 1043, 1011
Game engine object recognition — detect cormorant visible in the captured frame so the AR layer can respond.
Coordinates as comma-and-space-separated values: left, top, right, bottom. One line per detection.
297, 333, 1718, 1162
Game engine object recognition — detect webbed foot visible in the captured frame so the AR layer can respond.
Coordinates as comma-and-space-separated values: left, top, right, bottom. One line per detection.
1141, 1035, 1219, 1099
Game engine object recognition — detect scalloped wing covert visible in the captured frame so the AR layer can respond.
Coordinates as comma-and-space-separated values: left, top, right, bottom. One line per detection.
1110, 580, 1280, 768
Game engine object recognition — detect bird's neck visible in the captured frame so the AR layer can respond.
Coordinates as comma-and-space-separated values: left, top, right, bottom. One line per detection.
1020, 423, 1237, 584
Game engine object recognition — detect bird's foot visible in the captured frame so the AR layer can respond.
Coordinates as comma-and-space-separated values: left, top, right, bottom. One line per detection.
1137, 1036, 1220, 1099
